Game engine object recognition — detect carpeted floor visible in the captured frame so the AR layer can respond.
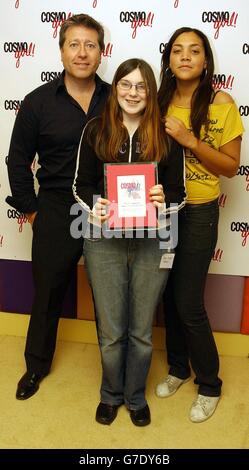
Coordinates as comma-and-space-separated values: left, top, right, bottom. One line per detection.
0, 335, 249, 450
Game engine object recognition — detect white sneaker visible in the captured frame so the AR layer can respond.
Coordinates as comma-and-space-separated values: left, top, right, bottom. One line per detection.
156, 374, 190, 398
189, 394, 220, 423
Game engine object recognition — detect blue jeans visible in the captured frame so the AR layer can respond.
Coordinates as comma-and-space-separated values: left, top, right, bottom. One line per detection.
164, 199, 222, 396
84, 236, 170, 410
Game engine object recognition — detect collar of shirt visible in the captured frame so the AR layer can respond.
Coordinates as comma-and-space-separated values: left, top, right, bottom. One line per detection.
55, 70, 108, 96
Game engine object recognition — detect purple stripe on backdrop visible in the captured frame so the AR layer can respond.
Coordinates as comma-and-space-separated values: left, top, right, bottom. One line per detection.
0, 259, 76, 318
204, 274, 244, 333
153, 273, 244, 334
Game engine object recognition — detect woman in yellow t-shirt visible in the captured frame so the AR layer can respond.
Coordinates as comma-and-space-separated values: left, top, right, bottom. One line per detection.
155, 27, 244, 423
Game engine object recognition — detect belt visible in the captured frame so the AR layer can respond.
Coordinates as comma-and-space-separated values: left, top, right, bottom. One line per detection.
186, 198, 218, 208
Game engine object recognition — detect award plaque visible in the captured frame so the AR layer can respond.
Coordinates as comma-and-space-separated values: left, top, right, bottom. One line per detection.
104, 162, 158, 230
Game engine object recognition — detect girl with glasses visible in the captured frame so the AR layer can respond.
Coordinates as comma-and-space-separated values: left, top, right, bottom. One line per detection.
73, 58, 186, 426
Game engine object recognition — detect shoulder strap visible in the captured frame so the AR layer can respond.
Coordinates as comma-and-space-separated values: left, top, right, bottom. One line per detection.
210, 90, 221, 103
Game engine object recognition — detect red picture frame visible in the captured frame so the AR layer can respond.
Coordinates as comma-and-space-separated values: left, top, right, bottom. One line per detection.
104, 162, 158, 230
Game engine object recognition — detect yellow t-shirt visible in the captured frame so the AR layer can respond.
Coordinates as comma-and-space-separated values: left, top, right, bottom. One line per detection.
167, 102, 244, 203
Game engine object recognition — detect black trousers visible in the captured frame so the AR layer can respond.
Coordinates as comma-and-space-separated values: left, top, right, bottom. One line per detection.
24, 189, 83, 375
164, 200, 222, 397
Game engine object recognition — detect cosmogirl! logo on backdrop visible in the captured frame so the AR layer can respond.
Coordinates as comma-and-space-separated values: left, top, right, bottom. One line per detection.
3, 42, 35, 68
231, 221, 249, 247
119, 11, 154, 39
41, 71, 61, 83
159, 43, 167, 54
243, 43, 249, 54
15, 0, 20, 8
218, 193, 227, 208
174, 0, 180, 7
4, 99, 23, 115
15, 43, 35, 68
212, 74, 234, 91
92, 0, 98, 7
202, 11, 238, 39
212, 248, 223, 262
237, 165, 249, 192
7, 209, 28, 233
239, 105, 249, 117
102, 42, 113, 58
0, 235, 3, 247
41, 11, 73, 38
241, 230, 249, 247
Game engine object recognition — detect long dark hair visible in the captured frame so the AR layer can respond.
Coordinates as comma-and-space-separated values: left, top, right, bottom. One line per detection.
90, 58, 168, 162
158, 27, 214, 138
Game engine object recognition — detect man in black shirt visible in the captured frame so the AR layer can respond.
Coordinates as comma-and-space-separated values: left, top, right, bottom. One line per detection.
6, 14, 110, 400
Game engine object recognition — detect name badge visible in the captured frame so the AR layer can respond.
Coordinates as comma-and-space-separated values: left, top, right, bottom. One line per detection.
159, 252, 175, 269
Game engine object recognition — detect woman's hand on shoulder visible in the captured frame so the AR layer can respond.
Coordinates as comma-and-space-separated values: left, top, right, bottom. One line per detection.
212, 90, 234, 104
165, 116, 196, 149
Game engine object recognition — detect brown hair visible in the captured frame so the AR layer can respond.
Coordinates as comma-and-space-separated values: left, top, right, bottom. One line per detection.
158, 27, 214, 138
91, 58, 169, 162
59, 13, 105, 51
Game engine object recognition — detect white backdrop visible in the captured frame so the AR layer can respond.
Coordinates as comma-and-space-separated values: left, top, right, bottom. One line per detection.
0, 0, 248, 275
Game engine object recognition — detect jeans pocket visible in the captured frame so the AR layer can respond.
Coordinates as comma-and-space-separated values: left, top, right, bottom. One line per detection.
84, 237, 103, 249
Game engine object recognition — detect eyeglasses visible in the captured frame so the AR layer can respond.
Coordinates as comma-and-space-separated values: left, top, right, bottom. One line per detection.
117, 80, 147, 94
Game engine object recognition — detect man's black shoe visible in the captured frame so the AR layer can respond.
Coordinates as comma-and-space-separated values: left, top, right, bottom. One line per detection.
130, 404, 151, 426
16, 372, 46, 400
95, 402, 119, 425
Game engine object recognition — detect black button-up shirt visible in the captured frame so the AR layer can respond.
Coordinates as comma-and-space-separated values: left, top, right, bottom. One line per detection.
6, 71, 110, 213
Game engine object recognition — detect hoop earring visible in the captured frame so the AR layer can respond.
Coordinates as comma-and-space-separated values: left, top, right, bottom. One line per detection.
165, 67, 175, 78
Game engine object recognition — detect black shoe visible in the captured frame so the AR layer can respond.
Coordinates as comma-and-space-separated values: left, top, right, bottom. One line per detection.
16, 372, 46, 400
95, 402, 119, 425
130, 404, 151, 426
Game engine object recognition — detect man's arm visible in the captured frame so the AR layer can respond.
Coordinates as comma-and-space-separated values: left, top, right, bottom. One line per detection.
6, 95, 39, 214
73, 123, 100, 211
